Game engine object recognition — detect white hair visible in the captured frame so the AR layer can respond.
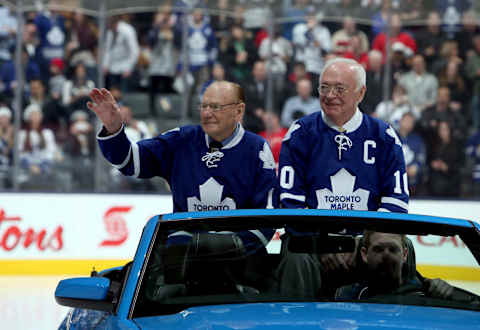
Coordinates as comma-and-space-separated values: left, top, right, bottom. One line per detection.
320, 58, 366, 91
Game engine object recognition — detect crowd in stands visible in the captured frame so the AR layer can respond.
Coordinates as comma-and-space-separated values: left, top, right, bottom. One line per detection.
0, 0, 480, 197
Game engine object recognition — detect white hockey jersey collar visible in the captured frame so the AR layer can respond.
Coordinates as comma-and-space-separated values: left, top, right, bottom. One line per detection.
204, 123, 245, 150
321, 108, 363, 133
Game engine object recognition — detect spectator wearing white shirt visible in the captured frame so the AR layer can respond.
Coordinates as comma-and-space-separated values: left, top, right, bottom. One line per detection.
18, 104, 58, 179
281, 78, 320, 127
398, 54, 439, 113
258, 28, 293, 96
119, 103, 152, 142
374, 84, 418, 130
62, 62, 95, 112
0, 5, 17, 64
104, 16, 140, 92
292, 11, 331, 95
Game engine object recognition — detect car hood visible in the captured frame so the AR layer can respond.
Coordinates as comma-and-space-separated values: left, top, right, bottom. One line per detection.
134, 302, 480, 329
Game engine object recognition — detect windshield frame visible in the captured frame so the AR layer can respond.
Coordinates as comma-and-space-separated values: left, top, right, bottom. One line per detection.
130, 211, 480, 318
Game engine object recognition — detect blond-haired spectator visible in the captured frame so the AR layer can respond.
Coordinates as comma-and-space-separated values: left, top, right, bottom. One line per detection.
331, 16, 369, 55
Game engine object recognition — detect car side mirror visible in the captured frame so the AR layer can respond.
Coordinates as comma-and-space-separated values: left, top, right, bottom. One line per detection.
55, 277, 115, 312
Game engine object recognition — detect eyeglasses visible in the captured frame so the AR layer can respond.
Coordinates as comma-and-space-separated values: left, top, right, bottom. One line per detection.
198, 102, 240, 112
318, 84, 349, 97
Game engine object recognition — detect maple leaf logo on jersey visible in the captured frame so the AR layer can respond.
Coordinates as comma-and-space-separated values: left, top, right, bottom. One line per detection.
259, 142, 276, 170
187, 177, 236, 212
316, 168, 370, 210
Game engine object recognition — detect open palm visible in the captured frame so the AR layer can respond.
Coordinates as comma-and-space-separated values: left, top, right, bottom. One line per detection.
87, 88, 123, 134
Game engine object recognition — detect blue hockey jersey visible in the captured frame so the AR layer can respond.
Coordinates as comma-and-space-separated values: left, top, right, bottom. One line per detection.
98, 124, 277, 248
279, 109, 409, 213
466, 132, 480, 182
399, 132, 426, 187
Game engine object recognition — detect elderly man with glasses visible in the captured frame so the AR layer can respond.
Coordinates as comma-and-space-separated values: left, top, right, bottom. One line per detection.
88, 81, 277, 250
279, 57, 409, 213
275, 58, 410, 297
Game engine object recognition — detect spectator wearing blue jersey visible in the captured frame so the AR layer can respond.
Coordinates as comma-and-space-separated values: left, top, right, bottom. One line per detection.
0, 47, 41, 102
175, 8, 218, 117
466, 129, 480, 196
34, 6, 67, 82
88, 81, 277, 252
397, 112, 427, 197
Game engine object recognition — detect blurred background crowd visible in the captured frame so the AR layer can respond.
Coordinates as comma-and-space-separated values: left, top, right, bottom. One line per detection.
1, 0, 480, 198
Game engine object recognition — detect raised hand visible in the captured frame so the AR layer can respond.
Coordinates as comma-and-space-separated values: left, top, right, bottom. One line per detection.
87, 88, 123, 134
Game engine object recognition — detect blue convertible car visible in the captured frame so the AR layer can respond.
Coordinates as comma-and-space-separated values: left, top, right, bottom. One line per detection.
55, 209, 480, 329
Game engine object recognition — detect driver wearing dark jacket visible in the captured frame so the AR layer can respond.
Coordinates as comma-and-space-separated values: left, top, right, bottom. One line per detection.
335, 231, 453, 300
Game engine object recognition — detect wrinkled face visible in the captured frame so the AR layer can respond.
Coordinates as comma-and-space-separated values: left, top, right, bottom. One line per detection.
361, 233, 407, 286
319, 62, 365, 126
200, 83, 244, 141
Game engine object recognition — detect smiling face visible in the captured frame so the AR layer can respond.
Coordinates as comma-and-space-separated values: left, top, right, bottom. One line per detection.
200, 81, 244, 142
319, 61, 365, 126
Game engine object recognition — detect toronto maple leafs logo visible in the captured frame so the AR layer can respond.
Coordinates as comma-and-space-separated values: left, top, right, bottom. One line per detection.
202, 151, 224, 168
259, 142, 276, 170
334, 134, 352, 160
316, 168, 370, 210
187, 177, 236, 211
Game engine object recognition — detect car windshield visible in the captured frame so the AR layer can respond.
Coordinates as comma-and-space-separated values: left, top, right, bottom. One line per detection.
133, 215, 480, 318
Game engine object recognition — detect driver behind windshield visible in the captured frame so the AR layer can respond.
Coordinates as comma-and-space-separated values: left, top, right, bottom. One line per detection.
335, 231, 453, 300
